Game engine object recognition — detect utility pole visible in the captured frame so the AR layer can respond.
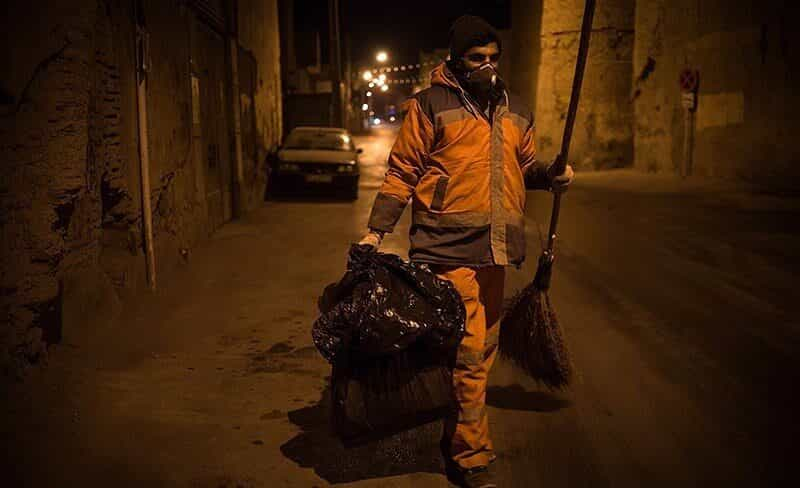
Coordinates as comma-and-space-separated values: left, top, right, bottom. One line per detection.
226, 0, 245, 218
328, 0, 343, 127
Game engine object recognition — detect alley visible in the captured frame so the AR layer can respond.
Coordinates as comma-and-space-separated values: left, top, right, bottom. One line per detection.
4, 127, 798, 487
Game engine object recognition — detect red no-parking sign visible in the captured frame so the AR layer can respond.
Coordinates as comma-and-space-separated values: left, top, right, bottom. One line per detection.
679, 68, 699, 93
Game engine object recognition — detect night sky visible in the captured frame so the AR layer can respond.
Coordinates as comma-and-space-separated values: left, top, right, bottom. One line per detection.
293, 0, 511, 70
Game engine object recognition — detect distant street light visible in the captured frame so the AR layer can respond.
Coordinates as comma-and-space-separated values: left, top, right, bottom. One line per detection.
368, 82, 375, 88
376, 51, 388, 63
362, 70, 373, 81
361, 103, 369, 111
378, 73, 387, 82
380, 84, 389, 92
366, 91, 373, 97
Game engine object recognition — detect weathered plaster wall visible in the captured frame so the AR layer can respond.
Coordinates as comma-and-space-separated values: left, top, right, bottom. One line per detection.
238, 0, 282, 209
633, 0, 800, 182
533, 0, 635, 170
1, 1, 283, 377
1, 1, 115, 374
143, 1, 208, 269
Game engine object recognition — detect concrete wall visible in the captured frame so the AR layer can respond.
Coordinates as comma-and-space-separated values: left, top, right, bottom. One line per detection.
532, 0, 635, 170
0, 0, 282, 377
633, 0, 800, 182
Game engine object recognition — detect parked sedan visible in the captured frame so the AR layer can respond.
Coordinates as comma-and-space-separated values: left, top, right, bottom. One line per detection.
267, 127, 362, 200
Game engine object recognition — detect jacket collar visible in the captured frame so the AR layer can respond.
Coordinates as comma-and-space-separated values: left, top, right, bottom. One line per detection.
430, 62, 508, 118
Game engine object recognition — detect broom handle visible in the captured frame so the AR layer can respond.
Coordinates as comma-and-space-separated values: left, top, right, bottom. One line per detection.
545, 0, 596, 253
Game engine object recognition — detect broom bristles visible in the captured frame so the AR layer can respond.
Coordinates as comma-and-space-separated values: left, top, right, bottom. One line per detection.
499, 282, 572, 389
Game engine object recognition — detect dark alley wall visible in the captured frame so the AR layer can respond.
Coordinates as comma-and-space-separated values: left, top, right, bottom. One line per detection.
0, 0, 281, 377
511, 0, 635, 171
510, 0, 798, 182
633, 0, 799, 182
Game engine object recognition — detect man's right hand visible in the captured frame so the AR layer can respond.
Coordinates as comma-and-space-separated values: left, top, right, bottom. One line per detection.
358, 230, 384, 250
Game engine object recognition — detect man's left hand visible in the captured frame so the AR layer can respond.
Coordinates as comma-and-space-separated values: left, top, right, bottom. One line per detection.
549, 163, 574, 193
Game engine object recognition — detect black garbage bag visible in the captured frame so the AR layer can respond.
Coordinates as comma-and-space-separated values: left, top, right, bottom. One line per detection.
312, 244, 466, 443
313, 244, 466, 363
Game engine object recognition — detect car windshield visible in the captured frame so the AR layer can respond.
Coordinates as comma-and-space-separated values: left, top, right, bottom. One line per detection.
283, 131, 353, 151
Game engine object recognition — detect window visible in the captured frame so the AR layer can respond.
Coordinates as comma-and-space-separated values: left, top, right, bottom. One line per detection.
284, 131, 354, 151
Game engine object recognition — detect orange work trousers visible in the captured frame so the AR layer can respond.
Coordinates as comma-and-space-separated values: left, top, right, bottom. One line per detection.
430, 264, 505, 470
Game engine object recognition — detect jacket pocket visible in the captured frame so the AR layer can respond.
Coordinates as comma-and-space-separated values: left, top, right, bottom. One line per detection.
430, 175, 450, 211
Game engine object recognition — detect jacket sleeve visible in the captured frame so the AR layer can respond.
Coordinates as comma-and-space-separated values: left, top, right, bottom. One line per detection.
518, 118, 551, 191
367, 98, 434, 233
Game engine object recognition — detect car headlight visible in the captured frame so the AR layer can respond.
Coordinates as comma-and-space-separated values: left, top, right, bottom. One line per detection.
337, 163, 356, 173
279, 162, 300, 171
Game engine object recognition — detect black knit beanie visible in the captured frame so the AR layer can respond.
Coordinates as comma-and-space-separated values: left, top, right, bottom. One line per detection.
448, 15, 502, 62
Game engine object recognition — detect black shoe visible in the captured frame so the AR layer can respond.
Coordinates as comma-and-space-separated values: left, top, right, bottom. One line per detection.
460, 465, 497, 488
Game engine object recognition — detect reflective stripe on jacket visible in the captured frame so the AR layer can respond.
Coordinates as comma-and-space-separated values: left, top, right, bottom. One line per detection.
367, 63, 550, 267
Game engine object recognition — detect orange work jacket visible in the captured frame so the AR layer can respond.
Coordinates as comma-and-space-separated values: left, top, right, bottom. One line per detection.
367, 63, 551, 267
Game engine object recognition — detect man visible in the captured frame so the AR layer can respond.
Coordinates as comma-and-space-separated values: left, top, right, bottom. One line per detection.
359, 15, 574, 488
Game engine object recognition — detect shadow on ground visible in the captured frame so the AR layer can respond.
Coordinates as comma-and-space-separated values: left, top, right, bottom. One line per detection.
280, 386, 446, 484
487, 384, 571, 412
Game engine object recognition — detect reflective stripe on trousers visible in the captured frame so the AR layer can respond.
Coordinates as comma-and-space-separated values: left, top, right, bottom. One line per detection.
430, 264, 505, 470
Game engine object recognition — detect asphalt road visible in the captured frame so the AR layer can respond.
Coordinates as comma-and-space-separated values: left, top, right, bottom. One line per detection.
3, 126, 798, 487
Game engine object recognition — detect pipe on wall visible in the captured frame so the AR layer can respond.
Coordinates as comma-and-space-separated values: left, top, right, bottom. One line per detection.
135, 22, 156, 290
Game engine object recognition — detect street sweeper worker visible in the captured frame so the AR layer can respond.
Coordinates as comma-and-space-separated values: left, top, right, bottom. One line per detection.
359, 15, 573, 488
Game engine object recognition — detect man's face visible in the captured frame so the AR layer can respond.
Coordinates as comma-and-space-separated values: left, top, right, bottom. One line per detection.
461, 42, 500, 72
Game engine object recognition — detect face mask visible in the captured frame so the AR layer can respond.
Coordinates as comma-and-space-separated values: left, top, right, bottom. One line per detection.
463, 63, 505, 99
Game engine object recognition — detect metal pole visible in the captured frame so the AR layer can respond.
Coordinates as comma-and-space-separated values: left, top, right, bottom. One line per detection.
681, 108, 690, 178
329, 0, 343, 127
227, 1, 245, 217
135, 18, 156, 290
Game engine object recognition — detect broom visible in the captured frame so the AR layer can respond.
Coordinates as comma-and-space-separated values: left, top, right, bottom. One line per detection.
499, 0, 596, 389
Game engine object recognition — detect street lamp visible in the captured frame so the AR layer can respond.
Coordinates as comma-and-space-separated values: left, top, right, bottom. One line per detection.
376, 51, 388, 63
362, 70, 373, 81
380, 84, 389, 92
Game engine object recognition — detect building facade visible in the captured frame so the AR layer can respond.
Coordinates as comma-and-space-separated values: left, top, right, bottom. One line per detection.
0, 0, 281, 376
510, 0, 798, 184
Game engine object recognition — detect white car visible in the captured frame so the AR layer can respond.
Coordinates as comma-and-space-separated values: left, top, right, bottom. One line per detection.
267, 127, 362, 200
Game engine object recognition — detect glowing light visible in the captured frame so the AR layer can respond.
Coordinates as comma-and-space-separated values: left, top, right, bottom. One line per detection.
361, 103, 369, 111
380, 84, 389, 92
366, 91, 372, 97
376, 51, 388, 63
389, 116, 396, 122
362, 71, 373, 81
373, 117, 382, 125
368, 82, 374, 88
378, 73, 387, 82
